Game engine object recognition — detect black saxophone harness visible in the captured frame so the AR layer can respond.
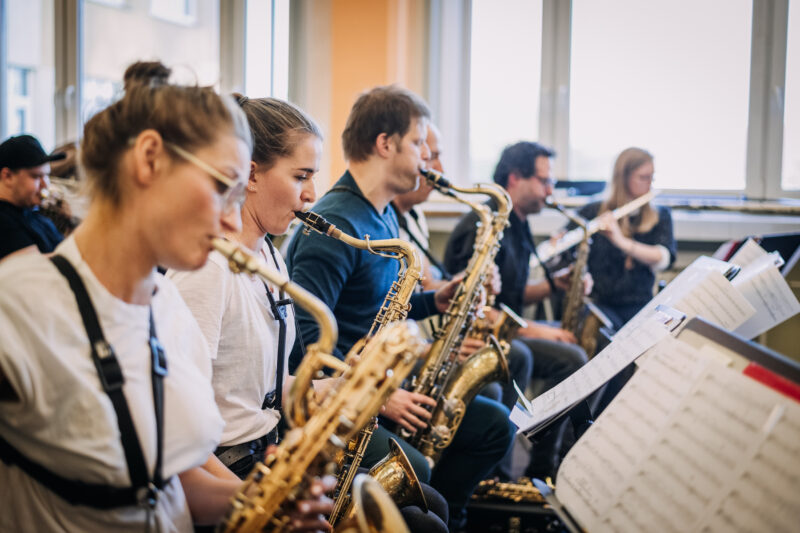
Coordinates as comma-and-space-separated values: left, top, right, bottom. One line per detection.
0, 255, 169, 514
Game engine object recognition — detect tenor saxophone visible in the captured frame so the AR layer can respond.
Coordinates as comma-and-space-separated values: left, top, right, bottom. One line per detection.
211, 238, 426, 533
545, 199, 612, 357
402, 169, 512, 467
293, 211, 428, 526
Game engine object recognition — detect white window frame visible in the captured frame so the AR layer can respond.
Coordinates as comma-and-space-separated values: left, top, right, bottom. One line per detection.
0, 0, 289, 144
431, 0, 799, 200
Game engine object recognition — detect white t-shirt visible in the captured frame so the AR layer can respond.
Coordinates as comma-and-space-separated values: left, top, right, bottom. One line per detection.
167, 240, 294, 446
0, 236, 224, 533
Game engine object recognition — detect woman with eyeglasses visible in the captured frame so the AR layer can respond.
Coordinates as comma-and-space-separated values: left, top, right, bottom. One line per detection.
168, 95, 450, 533
570, 147, 677, 329
0, 62, 329, 532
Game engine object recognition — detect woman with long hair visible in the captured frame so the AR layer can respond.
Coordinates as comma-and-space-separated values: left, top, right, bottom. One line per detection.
576, 147, 677, 329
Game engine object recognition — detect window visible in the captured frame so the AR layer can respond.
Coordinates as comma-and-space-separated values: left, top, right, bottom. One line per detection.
469, 0, 543, 182
782, 0, 800, 191
569, 0, 753, 190
82, 0, 219, 122
150, 0, 196, 26
4, 0, 56, 148
245, 0, 290, 99
7, 67, 32, 134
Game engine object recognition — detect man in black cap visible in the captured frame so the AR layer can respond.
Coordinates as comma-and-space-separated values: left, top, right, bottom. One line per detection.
0, 135, 67, 260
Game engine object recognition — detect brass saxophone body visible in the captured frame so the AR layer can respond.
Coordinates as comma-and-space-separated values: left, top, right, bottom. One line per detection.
403, 169, 512, 466
211, 238, 425, 533
294, 211, 428, 526
545, 199, 606, 357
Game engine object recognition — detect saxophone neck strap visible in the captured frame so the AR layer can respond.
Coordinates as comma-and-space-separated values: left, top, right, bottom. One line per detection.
391, 202, 453, 281
0, 255, 169, 510
262, 237, 291, 411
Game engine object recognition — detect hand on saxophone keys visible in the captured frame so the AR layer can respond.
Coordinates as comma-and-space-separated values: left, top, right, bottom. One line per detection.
380, 389, 436, 434
433, 273, 466, 312
263, 444, 337, 532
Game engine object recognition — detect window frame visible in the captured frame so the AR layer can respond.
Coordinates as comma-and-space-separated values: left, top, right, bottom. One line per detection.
0, 0, 289, 144
436, 0, 798, 200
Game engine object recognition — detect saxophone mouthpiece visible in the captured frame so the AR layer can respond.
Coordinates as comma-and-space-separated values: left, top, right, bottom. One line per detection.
544, 196, 563, 212
295, 210, 335, 236
420, 168, 453, 190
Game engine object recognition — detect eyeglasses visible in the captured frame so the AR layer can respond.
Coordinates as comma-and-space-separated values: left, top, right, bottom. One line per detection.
533, 175, 557, 188
165, 142, 247, 215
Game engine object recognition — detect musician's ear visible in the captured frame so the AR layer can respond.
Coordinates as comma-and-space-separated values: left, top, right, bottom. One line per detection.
507, 171, 523, 188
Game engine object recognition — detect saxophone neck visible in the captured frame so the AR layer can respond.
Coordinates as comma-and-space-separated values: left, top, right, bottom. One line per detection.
211, 237, 338, 354
420, 169, 511, 224
546, 197, 588, 233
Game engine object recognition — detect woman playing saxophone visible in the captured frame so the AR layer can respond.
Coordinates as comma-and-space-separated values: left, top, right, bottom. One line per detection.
166, 95, 338, 530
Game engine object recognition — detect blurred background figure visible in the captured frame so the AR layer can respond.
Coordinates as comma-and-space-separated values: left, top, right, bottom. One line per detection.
0, 134, 65, 260
567, 147, 676, 330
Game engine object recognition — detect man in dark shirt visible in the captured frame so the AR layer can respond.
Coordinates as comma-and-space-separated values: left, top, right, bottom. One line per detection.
0, 135, 66, 260
444, 141, 587, 479
287, 86, 514, 528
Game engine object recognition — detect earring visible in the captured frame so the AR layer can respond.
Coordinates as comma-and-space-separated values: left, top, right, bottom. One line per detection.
247, 184, 256, 192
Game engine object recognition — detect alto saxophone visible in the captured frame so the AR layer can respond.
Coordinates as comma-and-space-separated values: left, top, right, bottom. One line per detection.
402, 169, 512, 467
293, 211, 428, 526
211, 238, 425, 533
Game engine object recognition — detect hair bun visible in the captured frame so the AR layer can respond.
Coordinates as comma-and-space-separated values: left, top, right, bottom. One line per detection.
232, 93, 249, 107
123, 61, 172, 91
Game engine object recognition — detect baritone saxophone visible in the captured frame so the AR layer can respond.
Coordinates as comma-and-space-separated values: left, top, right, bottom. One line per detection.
211, 238, 425, 533
293, 211, 428, 526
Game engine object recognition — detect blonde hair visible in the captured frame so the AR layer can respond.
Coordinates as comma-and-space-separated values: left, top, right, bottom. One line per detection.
81, 61, 252, 205
601, 147, 658, 235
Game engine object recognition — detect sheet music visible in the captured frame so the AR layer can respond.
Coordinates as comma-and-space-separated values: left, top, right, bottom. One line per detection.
555, 337, 800, 533
617, 257, 755, 342
732, 253, 800, 339
509, 316, 671, 434
729, 238, 767, 267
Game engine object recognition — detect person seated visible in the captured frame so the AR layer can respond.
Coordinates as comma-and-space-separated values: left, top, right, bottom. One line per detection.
390, 123, 450, 291
39, 141, 82, 237
569, 147, 676, 330
444, 141, 588, 480
286, 85, 514, 531
0, 134, 66, 260
0, 61, 329, 532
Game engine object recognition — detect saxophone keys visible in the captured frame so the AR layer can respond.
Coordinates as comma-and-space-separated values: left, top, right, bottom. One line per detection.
329, 434, 347, 448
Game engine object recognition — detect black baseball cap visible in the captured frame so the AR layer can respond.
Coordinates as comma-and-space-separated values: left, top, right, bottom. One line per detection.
0, 135, 66, 171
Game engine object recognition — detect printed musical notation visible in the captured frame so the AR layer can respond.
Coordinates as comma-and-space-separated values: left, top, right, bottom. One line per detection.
510, 317, 671, 434
555, 336, 800, 533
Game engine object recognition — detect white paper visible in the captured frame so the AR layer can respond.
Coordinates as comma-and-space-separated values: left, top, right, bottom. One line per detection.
729, 238, 768, 267
510, 317, 671, 434
617, 257, 755, 342
733, 259, 800, 338
555, 336, 800, 533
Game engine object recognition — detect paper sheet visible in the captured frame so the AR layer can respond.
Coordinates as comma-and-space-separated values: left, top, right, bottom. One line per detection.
510, 317, 671, 434
616, 257, 755, 342
555, 337, 800, 533
729, 238, 768, 267
726, 251, 800, 338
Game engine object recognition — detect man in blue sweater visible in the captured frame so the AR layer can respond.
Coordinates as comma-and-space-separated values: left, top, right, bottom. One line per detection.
287, 86, 514, 530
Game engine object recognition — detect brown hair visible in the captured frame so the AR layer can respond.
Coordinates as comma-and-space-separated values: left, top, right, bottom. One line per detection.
341, 85, 430, 163
232, 94, 322, 169
81, 61, 252, 204
601, 147, 658, 235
